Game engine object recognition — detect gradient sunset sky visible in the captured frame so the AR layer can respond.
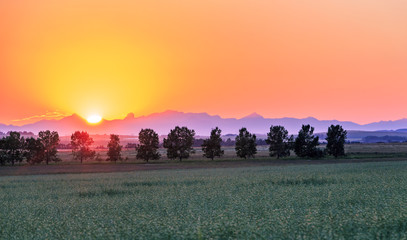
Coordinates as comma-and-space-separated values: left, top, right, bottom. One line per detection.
1, 0, 406, 125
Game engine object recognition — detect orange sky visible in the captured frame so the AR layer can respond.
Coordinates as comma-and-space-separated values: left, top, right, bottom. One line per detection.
1, 0, 406, 125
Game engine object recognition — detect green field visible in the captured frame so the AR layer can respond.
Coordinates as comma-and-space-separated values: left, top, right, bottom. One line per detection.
1, 161, 407, 239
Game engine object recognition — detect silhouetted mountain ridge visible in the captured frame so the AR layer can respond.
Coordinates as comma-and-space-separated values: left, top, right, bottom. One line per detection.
2, 110, 407, 136
242, 112, 264, 119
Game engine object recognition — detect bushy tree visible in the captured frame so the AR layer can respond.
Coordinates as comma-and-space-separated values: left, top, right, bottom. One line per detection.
135, 128, 161, 162
266, 125, 293, 159
202, 127, 224, 160
38, 130, 60, 165
163, 126, 195, 161
1, 132, 25, 166
107, 134, 122, 163
326, 125, 347, 158
294, 125, 324, 158
24, 137, 44, 164
235, 128, 257, 159
71, 131, 95, 163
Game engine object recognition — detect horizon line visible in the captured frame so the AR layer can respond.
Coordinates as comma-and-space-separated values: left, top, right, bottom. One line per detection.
4, 109, 407, 127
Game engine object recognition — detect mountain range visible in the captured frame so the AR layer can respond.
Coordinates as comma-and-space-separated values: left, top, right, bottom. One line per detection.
2, 110, 407, 136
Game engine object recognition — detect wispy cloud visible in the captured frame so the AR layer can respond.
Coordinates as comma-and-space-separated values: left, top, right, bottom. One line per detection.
12, 111, 70, 123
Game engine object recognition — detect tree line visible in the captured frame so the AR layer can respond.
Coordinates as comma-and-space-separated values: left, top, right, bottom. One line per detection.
136, 124, 346, 161
0, 124, 347, 165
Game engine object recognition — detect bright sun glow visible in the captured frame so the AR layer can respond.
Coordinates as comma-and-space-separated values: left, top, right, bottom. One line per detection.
87, 115, 102, 124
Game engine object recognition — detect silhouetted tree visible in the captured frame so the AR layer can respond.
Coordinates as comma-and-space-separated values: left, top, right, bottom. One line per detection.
24, 137, 44, 164
326, 125, 347, 158
38, 130, 60, 165
0, 138, 7, 166
294, 125, 324, 158
235, 128, 257, 159
107, 134, 122, 163
163, 126, 195, 161
135, 128, 161, 162
1, 132, 25, 166
202, 127, 224, 160
266, 125, 293, 159
71, 131, 95, 163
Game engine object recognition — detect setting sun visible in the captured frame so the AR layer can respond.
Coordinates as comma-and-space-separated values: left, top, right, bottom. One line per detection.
87, 115, 102, 124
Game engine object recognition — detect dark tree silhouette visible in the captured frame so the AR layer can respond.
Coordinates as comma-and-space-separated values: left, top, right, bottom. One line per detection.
38, 130, 60, 165
326, 125, 347, 158
163, 126, 195, 161
107, 134, 122, 163
135, 128, 161, 162
0, 138, 6, 166
294, 125, 324, 158
235, 128, 257, 159
266, 125, 293, 159
24, 137, 44, 164
202, 127, 224, 160
1, 132, 25, 166
71, 131, 95, 163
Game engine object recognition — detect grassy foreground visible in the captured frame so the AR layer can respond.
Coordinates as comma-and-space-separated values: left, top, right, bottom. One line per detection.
1, 162, 407, 239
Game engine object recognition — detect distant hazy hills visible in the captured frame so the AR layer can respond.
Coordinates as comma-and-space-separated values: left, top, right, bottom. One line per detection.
2, 110, 407, 136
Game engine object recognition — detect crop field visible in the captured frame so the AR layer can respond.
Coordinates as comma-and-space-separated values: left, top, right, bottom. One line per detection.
1, 161, 407, 239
